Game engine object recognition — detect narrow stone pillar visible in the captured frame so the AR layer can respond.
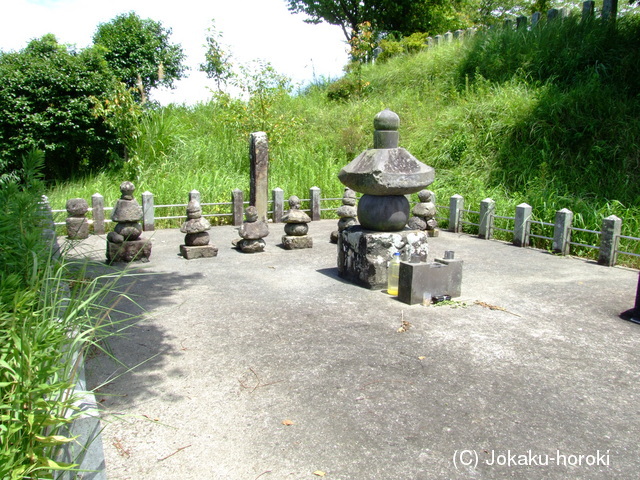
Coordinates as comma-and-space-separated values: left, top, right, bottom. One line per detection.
602, 0, 618, 20
552, 208, 573, 255
189, 189, 201, 203
454, 29, 464, 40
449, 194, 464, 233
598, 215, 622, 266
582, 1, 595, 20
444, 32, 453, 42
66, 198, 90, 239
249, 131, 269, 222
547, 8, 559, 21
513, 203, 532, 247
532, 12, 542, 27
142, 191, 154, 232
433, 35, 441, 45
92, 193, 105, 235
272, 188, 284, 223
516, 16, 528, 29
310, 186, 321, 221
232, 189, 244, 226
479, 198, 495, 240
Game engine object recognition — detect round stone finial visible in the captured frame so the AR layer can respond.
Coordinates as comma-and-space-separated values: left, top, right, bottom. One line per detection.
373, 109, 400, 131
120, 181, 135, 200
288, 195, 301, 210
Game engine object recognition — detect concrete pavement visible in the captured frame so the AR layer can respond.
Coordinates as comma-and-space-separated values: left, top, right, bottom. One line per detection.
69, 220, 640, 479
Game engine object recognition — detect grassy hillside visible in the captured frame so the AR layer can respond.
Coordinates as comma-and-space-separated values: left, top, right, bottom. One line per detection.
49, 13, 640, 260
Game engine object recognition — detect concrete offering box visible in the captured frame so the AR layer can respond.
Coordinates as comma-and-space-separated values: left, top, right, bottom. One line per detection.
398, 256, 463, 305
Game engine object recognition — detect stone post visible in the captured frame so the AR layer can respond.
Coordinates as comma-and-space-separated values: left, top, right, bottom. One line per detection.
454, 29, 464, 40
232, 189, 244, 226
91, 193, 105, 235
582, 1, 595, 20
547, 8, 559, 21
552, 208, 573, 255
142, 191, 154, 232
504, 19, 513, 29
598, 215, 622, 266
532, 12, 542, 27
272, 188, 284, 223
479, 198, 495, 240
513, 203, 532, 247
516, 16, 528, 29
444, 32, 453, 42
434, 35, 442, 45
310, 186, 321, 221
602, 0, 618, 20
449, 194, 464, 233
249, 131, 269, 222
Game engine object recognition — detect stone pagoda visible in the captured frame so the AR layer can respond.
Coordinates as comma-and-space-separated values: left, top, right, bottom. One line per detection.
106, 181, 152, 263
337, 110, 434, 288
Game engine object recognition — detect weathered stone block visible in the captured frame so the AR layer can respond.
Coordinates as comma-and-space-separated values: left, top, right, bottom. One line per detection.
66, 217, 90, 240
106, 238, 152, 263
397, 258, 463, 305
282, 235, 313, 250
180, 244, 218, 260
337, 226, 428, 289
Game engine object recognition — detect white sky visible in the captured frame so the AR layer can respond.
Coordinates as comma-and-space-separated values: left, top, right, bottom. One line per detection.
1, 0, 349, 105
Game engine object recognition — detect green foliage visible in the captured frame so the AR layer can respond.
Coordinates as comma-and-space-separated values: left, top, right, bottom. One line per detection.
93, 12, 187, 103
377, 32, 430, 62
48, 12, 640, 264
0, 35, 124, 180
200, 20, 234, 91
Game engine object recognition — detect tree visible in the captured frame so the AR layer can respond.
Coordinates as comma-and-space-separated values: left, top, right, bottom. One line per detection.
0, 35, 129, 179
93, 12, 187, 103
286, 0, 471, 41
200, 20, 234, 91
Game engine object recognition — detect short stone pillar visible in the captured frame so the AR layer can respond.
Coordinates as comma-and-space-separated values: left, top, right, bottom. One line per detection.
407, 189, 438, 237
234, 206, 269, 253
180, 200, 218, 259
330, 187, 358, 244
106, 182, 151, 263
250, 132, 269, 222
65, 198, 90, 240
281, 196, 313, 249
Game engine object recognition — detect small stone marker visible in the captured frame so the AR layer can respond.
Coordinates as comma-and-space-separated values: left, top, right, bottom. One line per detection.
65, 198, 90, 240
407, 189, 439, 236
281, 196, 313, 249
106, 181, 151, 263
330, 187, 358, 244
179, 200, 218, 259
234, 205, 269, 253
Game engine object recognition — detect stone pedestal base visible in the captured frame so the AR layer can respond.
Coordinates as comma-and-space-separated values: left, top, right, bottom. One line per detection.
397, 258, 463, 305
282, 235, 313, 250
180, 244, 218, 260
66, 218, 90, 240
234, 238, 266, 253
337, 226, 428, 289
106, 238, 152, 263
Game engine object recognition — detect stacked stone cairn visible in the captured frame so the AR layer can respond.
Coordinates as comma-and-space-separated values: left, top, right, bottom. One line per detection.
330, 188, 358, 244
106, 181, 152, 263
282, 195, 313, 249
234, 205, 269, 253
65, 198, 90, 240
180, 200, 218, 259
407, 189, 439, 237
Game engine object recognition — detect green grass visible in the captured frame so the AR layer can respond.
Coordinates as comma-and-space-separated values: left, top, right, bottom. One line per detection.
47, 13, 640, 264
1, 152, 139, 478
